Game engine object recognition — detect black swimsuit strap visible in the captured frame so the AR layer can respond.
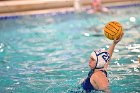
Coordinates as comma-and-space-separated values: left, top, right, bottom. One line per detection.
88, 69, 94, 78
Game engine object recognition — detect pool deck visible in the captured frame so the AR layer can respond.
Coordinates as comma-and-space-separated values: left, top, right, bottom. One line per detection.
0, 0, 140, 17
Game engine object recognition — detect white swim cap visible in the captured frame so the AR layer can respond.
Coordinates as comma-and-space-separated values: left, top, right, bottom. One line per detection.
91, 49, 110, 68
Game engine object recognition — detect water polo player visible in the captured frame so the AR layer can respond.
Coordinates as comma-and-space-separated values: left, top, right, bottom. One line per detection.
81, 32, 124, 92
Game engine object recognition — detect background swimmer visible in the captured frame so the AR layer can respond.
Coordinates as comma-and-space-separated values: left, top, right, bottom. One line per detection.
88, 0, 109, 14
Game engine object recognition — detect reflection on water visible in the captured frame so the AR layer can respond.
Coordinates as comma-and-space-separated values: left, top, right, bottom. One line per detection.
0, 5, 140, 93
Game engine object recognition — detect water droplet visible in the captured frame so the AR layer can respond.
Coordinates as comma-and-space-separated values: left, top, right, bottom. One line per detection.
84, 33, 90, 37
134, 67, 139, 72
6, 66, 10, 69
129, 17, 136, 22
15, 82, 20, 85
114, 49, 119, 52
106, 45, 109, 48
0, 49, 4, 52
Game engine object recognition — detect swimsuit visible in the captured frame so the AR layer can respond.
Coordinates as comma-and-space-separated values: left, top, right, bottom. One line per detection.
81, 69, 107, 92
81, 69, 95, 92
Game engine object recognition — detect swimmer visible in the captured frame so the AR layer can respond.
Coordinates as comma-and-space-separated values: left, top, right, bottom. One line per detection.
93, 0, 109, 13
81, 32, 124, 92
88, 0, 109, 14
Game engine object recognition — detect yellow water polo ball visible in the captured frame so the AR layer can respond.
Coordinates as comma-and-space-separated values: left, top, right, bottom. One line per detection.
104, 21, 123, 40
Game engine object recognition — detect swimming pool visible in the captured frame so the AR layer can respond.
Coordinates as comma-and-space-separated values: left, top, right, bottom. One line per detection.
0, 4, 140, 93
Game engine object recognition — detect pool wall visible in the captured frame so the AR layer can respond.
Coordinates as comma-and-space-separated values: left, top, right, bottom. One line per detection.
0, 0, 140, 18
0, 0, 140, 14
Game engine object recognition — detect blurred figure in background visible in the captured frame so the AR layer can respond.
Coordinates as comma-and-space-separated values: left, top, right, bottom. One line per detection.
88, 0, 109, 13
92, 0, 109, 13
74, 0, 83, 13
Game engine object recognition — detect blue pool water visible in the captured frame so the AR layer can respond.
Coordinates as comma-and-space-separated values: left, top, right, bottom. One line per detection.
0, 4, 140, 93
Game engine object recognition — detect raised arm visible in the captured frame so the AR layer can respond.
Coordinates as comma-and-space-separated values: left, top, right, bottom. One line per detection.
104, 32, 124, 70
108, 32, 124, 58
